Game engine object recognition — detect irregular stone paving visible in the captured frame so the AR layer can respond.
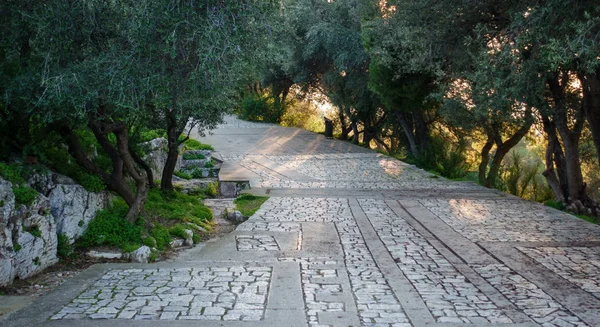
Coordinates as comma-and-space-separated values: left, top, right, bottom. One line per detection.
19, 116, 600, 327
236, 235, 280, 251
51, 267, 271, 321
258, 198, 410, 326
474, 264, 588, 326
518, 247, 600, 300
419, 199, 600, 242
358, 199, 512, 324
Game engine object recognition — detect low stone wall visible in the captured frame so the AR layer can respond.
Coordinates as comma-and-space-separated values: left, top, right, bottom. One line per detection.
0, 171, 109, 286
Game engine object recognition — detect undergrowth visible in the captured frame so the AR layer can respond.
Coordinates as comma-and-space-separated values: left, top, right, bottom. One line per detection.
234, 194, 269, 217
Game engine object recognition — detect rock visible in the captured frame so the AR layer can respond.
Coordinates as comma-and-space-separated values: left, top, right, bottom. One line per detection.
224, 208, 245, 223
130, 246, 151, 263
142, 138, 182, 181
170, 239, 185, 248
184, 229, 194, 246
0, 178, 58, 286
87, 250, 122, 259
28, 171, 109, 244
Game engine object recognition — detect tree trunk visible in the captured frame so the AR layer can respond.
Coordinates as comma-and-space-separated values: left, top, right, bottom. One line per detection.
395, 111, 419, 156
541, 116, 568, 202
113, 125, 148, 223
130, 145, 155, 189
548, 73, 587, 202
161, 110, 185, 191
339, 107, 348, 140
413, 111, 430, 151
478, 134, 495, 187
579, 68, 600, 166
351, 120, 359, 145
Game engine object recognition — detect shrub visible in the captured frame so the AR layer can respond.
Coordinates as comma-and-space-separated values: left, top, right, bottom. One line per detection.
204, 159, 215, 168
181, 138, 214, 151
25, 225, 42, 238
13, 185, 38, 206
174, 170, 192, 180
182, 152, 206, 160
238, 95, 283, 123
145, 189, 213, 224
407, 136, 470, 180
57, 233, 73, 259
169, 224, 189, 239
77, 199, 143, 250
139, 129, 167, 142
150, 225, 171, 251
0, 162, 25, 184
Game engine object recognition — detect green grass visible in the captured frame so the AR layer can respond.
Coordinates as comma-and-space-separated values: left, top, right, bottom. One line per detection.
13, 185, 38, 206
181, 138, 214, 151
144, 189, 213, 228
234, 194, 269, 217
77, 199, 143, 251
0, 162, 26, 184
174, 170, 192, 180
183, 152, 206, 160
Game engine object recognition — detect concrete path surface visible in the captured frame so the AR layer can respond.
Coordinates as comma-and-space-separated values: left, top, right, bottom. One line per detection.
4, 116, 600, 326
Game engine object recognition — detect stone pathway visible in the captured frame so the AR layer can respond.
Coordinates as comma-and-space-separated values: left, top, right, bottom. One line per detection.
4, 115, 600, 326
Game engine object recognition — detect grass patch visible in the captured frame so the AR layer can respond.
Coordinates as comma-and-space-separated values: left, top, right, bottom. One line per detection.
57, 233, 73, 259
234, 193, 269, 217
181, 138, 214, 151
77, 199, 143, 251
183, 152, 206, 160
174, 170, 192, 180
0, 162, 26, 184
25, 225, 42, 238
74, 188, 213, 254
13, 185, 38, 206
204, 159, 215, 168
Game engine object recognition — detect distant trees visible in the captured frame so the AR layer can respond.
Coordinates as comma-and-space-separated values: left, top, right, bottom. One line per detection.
248, 0, 600, 214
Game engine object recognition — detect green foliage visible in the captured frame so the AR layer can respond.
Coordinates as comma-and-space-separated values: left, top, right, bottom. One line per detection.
545, 199, 566, 211
77, 200, 143, 251
497, 149, 553, 202
13, 242, 22, 252
183, 152, 206, 160
234, 194, 269, 217
192, 234, 201, 244
33, 257, 40, 266
25, 225, 42, 238
57, 233, 73, 259
144, 189, 212, 225
169, 224, 189, 240
182, 138, 214, 151
204, 160, 215, 169
13, 185, 38, 206
150, 225, 171, 251
407, 137, 470, 180
142, 236, 156, 248
280, 100, 324, 133
174, 171, 192, 180
0, 162, 26, 185
238, 95, 283, 123
139, 129, 167, 142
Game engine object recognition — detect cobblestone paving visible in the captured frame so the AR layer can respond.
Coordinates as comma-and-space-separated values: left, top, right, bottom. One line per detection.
260, 198, 409, 326
419, 199, 600, 242
358, 199, 511, 324
51, 267, 271, 321
474, 264, 588, 326
517, 247, 600, 300
25, 116, 600, 327
236, 235, 280, 251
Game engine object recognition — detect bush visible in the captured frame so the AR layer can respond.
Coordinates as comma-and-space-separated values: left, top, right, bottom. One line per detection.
182, 152, 206, 160
150, 225, 171, 251
13, 185, 38, 206
174, 170, 192, 180
0, 162, 25, 184
169, 224, 189, 239
77, 199, 143, 250
238, 95, 283, 123
181, 138, 214, 151
57, 233, 74, 259
407, 136, 470, 179
139, 129, 167, 142
280, 100, 324, 133
204, 159, 215, 168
